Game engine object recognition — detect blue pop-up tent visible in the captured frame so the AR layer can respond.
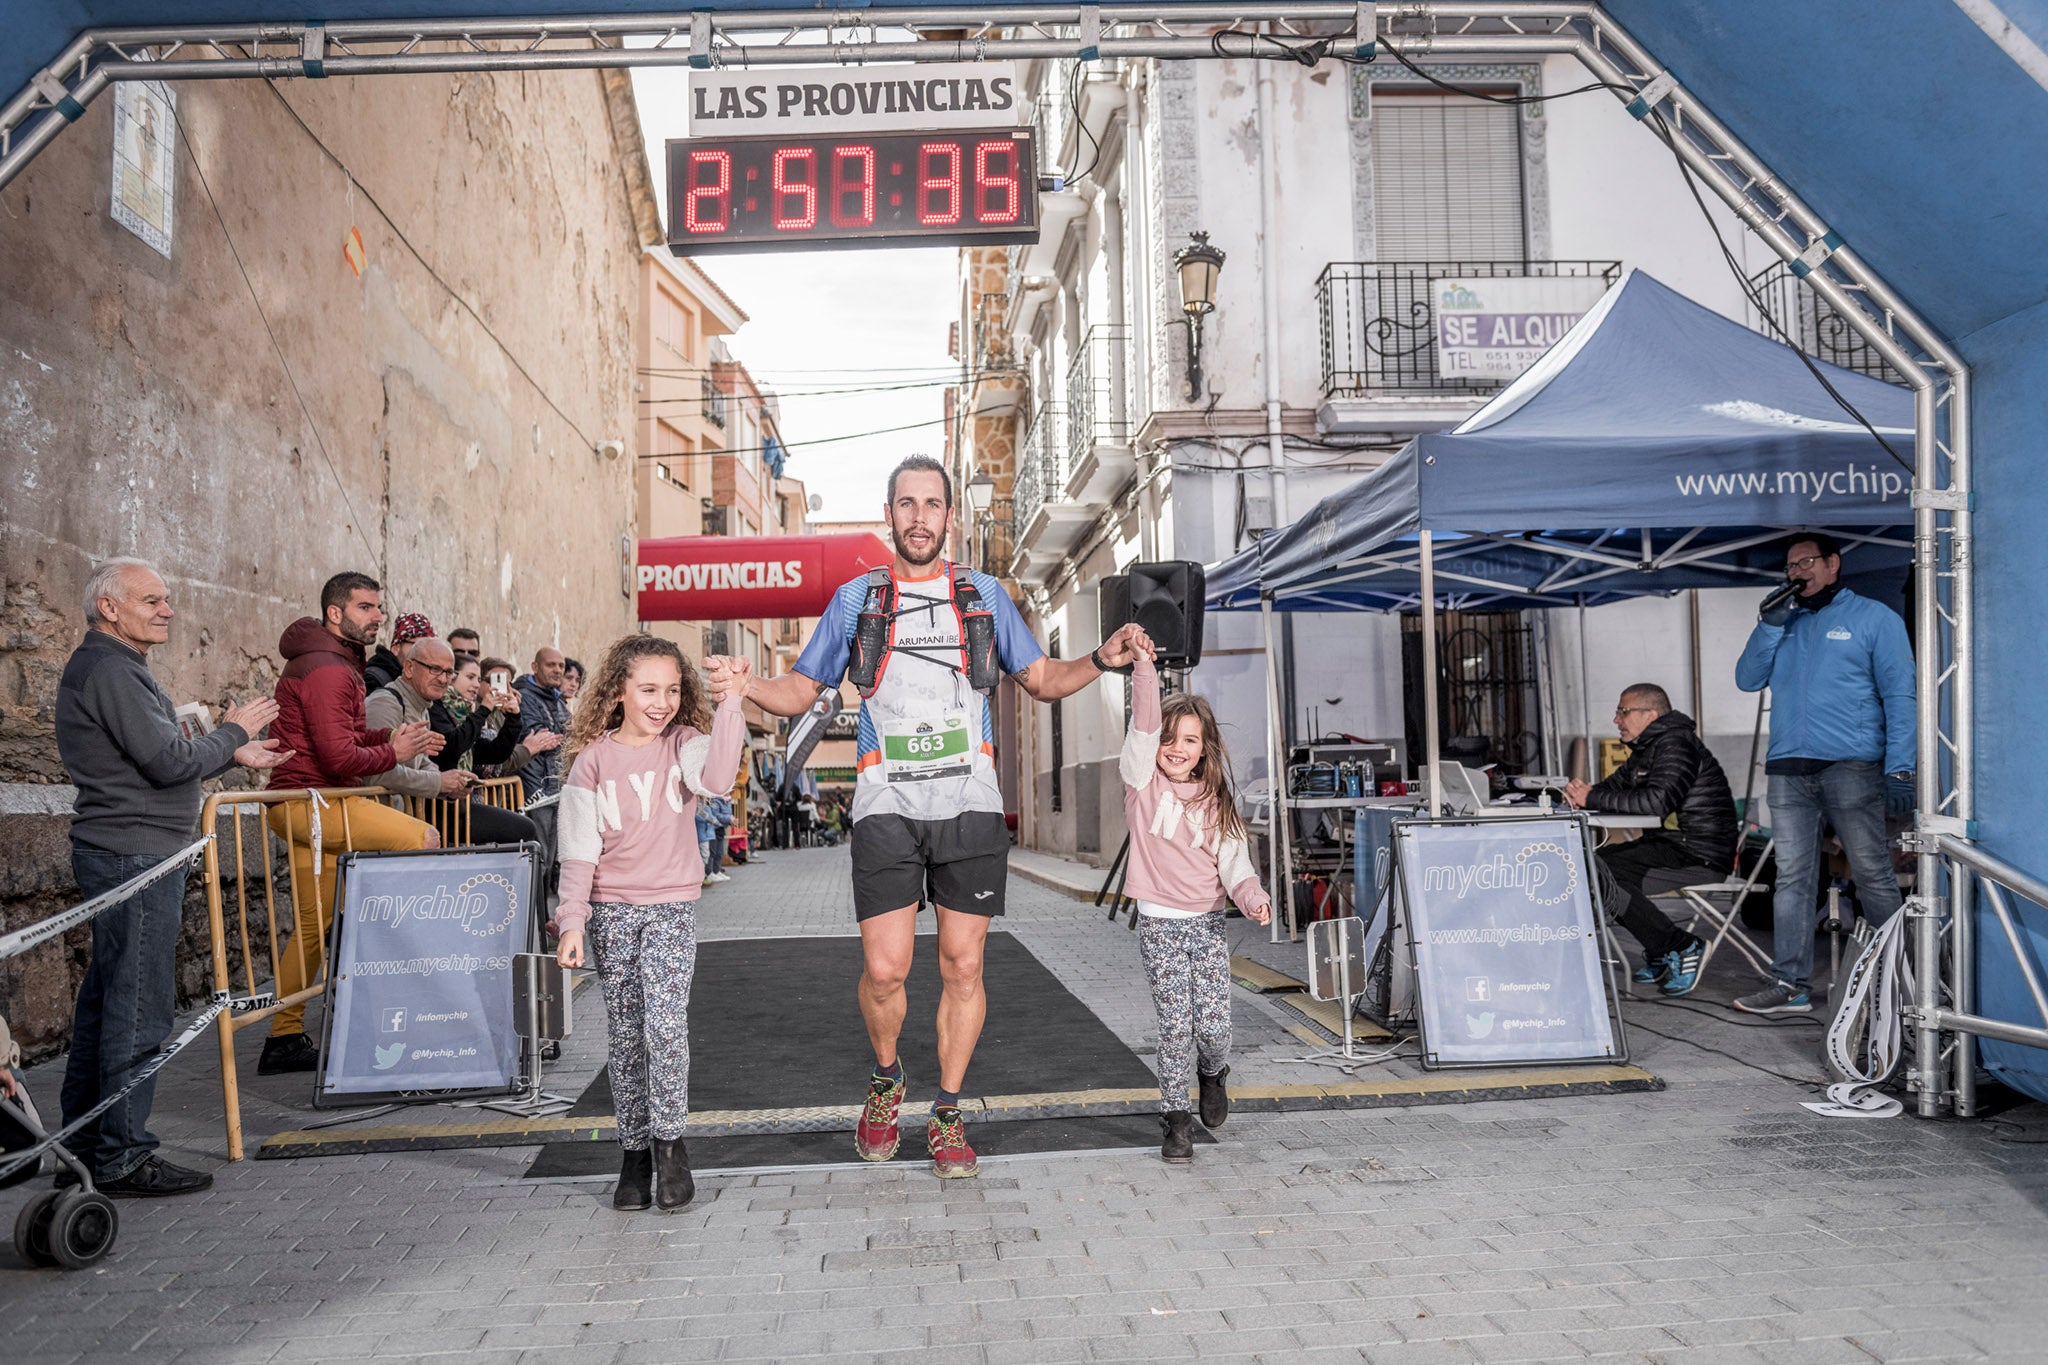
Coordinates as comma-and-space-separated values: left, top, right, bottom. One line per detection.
1208, 269, 1915, 614
1207, 267, 1915, 946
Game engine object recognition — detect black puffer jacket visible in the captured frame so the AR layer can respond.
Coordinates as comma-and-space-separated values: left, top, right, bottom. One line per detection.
1587, 710, 1737, 870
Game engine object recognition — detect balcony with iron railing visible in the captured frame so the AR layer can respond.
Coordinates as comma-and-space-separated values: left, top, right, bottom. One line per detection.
1011, 401, 1097, 582
1012, 401, 1065, 539
1064, 323, 1134, 505
701, 372, 729, 429
1747, 260, 1907, 385
1317, 260, 1624, 398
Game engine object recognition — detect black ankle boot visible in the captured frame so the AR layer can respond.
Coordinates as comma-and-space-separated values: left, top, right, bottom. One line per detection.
1198, 1066, 1230, 1129
653, 1137, 694, 1210
1160, 1111, 1195, 1164
614, 1148, 652, 1211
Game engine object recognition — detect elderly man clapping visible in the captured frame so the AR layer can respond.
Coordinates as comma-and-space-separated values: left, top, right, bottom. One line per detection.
54, 557, 291, 1197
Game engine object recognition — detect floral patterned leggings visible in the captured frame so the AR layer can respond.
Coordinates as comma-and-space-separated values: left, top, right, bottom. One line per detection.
1137, 912, 1233, 1114
589, 899, 698, 1150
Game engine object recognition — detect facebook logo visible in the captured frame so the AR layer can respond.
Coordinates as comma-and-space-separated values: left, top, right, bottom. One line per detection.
1465, 977, 1491, 1003
382, 1008, 407, 1034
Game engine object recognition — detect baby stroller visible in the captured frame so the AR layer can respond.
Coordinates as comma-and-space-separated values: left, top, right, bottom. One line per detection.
1, 1012, 119, 1269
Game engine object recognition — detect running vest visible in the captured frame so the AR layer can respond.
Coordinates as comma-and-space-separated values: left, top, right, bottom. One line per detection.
847, 565, 1002, 698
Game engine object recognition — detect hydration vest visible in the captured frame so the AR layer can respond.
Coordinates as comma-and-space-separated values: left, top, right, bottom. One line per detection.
847, 564, 1002, 698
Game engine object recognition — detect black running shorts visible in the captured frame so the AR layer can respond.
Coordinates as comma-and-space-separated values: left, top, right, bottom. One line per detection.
850, 811, 1010, 921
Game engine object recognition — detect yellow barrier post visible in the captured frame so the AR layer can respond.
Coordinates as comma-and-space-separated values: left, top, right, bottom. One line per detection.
200, 786, 392, 1161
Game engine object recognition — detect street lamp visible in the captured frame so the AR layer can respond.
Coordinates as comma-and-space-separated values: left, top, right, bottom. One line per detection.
965, 468, 997, 568
1173, 230, 1226, 401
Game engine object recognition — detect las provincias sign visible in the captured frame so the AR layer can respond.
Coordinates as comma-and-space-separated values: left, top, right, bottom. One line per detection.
688, 62, 1023, 136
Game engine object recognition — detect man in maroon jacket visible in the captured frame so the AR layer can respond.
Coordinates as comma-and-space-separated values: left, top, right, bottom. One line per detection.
259, 571, 443, 1075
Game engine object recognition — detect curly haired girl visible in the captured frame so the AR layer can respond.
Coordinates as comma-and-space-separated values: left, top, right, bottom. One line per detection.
555, 635, 746, 1212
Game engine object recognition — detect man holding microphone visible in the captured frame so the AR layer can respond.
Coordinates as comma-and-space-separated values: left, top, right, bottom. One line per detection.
1734, 532, 1915, 1015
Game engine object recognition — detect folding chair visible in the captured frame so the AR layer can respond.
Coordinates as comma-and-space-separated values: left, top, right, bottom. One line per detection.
1649, 836, 1777, 983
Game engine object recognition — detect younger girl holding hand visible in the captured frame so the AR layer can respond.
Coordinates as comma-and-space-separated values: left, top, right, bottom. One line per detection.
1120, 645, 1273, 1164
555, 636, 747, 1212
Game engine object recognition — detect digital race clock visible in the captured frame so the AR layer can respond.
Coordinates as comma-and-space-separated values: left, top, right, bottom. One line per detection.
665, 129, 1039, 255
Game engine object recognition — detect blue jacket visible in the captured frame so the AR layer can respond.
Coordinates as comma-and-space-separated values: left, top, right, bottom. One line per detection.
1735, 587, 1915, 775
513, 674, 571, 800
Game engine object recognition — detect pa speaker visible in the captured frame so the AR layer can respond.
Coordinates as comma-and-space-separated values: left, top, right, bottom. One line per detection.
1100, 560, 1205, 668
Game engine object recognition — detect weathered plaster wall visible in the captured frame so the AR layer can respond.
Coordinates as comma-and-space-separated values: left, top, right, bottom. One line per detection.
0, 66, 645, 1056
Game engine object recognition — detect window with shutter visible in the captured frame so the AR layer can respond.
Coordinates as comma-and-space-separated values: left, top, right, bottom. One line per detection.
1372, 93, 1526, 262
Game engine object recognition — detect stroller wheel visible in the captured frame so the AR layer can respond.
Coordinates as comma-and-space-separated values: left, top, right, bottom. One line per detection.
13, 1188, 61, 1267
48, 1190, 119, 1269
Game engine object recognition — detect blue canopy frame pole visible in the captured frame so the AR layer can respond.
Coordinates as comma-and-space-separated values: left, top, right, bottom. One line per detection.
1420, 530, 1442, 814
1260, 593, 1293, 944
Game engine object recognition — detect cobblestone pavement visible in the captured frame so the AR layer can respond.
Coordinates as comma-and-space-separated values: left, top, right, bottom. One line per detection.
7, 844, 2048, 1363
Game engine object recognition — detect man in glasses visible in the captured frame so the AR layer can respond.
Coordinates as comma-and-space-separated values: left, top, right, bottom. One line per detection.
1564, 685, 1732, 996
1733, 531, 1915, 1015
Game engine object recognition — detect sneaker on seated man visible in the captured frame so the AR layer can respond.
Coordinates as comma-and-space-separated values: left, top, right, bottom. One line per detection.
1563, 683, 1737, 999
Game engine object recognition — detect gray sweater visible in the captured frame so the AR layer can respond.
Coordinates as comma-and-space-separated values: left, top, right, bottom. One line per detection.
362, 676, 446, 800
56, 629, 249, 858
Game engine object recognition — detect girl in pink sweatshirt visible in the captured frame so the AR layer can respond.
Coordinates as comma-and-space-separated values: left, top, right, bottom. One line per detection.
554, 635, 746, 1213
1121, 650, 1272, 1164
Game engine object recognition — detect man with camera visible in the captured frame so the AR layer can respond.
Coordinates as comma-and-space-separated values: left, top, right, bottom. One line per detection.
1733, 532, 1915, 1015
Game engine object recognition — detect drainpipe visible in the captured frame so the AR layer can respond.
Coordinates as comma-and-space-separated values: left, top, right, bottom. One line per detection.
1254, 34, 1289, 527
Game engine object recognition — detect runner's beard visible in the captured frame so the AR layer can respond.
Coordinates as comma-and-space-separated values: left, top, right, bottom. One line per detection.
892, 525, 944, 567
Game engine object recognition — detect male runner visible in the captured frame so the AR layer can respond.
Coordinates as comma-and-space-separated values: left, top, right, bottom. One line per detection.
706, 454, 1147, 1178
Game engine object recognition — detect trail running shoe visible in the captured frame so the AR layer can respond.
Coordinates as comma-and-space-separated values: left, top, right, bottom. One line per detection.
855, 1072, 905, 1161
927, 1107, 980, 1179
1632, 958, 1670, 986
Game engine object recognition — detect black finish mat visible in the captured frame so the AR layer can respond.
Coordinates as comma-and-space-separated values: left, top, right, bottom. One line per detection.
526, 931, 1162, 1174
526, 1113, 1208, 1178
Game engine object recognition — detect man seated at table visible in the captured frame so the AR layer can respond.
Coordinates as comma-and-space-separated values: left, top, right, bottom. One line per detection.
1563, 683, 1737, 996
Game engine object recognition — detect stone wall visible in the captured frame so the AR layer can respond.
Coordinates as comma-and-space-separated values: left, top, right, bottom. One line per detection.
0, 64, 648, 1058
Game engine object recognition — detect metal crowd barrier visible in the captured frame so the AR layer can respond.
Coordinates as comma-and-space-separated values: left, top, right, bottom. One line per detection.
203, 778, 532, 1158
202, 786, 398, 1160
402, 774, 527, 847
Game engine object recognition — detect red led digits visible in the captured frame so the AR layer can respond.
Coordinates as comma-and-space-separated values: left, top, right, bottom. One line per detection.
917, 142, 963, 226
771, 146, 818, 230
974, 139, 1020, 225
830, 144, 876, 228
684, 149, 731, 233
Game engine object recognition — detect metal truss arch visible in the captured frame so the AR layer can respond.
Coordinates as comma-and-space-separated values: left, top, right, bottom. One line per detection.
0, 2, 1981, 1113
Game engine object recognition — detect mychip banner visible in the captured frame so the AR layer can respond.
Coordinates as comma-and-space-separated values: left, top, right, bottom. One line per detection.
1393, 816, 1620, 1068
317, 846, 536, 1102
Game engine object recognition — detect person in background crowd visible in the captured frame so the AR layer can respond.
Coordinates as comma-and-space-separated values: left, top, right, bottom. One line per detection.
563, 658, 585, 707
515, 647, 574, 892
515, 647, 572, 801
53, 557, 292, 1195
1734, 532, 1916, 1016
819, 798, 845, 848
695, 792, 729, 886
447, 627, 481, 663
364, 611, 434, 691
437, 657, 543, 776
725, 769, 752, 865
264, 572, 443, 1073
461, 655, 560, 781
1564, 684, 1735, 997
369, 638, 539, 846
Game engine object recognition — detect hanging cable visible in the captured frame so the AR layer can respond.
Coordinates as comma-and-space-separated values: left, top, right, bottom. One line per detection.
1645, 108, 1913, 474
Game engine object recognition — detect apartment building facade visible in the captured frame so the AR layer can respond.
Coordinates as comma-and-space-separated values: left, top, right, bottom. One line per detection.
953, 52, 1889, 864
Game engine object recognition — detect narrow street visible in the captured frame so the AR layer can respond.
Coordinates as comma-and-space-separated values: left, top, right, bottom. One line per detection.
7, 845, 2047, 1363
